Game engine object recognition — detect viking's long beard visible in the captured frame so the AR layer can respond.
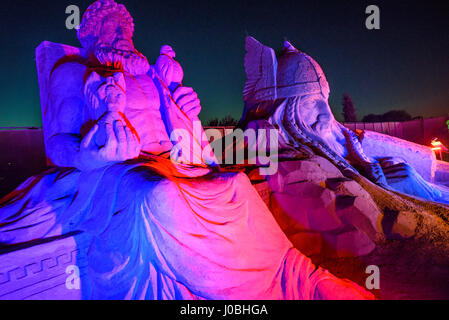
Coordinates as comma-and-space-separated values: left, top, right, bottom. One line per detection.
94, 46, 150, 75
269, 96, 358, 176
311, 121, 347, 158
269, 97, 346, 158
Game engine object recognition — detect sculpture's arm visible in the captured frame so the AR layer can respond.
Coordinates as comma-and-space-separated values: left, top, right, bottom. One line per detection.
46, 62, 140, 171
45, 62, 85, 168
341, 125, 443, 201
339, 124, 388, 186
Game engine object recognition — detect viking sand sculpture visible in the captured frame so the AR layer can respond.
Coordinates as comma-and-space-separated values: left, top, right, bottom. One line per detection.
241, 37, 449, 205
238, 37, 449, 297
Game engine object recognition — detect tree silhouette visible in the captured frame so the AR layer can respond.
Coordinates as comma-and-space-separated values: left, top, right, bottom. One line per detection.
382, 110, 412, 122
205, 118, 219, 126
341, 93, 357, 122
362, 114, 383, 122
362, 110, 413, 122
218, 115, 239, 126
205, 116, 238, 127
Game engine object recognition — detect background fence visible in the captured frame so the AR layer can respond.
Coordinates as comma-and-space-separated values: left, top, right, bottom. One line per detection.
342, 116, 449, 146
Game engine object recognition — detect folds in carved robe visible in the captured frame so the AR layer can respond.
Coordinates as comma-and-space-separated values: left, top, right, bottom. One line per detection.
0, 156, 371, 299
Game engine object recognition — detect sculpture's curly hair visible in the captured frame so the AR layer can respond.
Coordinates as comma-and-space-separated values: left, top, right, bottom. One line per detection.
77, 0, 134, 49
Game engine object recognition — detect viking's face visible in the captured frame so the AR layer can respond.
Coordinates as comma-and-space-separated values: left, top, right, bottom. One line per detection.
299, 93, 334, 134
298, 93, 347, 157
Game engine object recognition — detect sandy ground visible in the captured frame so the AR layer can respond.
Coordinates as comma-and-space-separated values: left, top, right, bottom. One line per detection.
313, 237, 449, 300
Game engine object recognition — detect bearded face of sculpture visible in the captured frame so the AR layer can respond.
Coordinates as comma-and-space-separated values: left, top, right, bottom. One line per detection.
299, 94, 334, 134
296, 93, 347, 159
98, 13, 133, 48
81, 9, 150, 75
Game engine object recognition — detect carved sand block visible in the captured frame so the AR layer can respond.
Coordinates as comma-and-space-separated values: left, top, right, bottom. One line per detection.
0, 232, 91, 299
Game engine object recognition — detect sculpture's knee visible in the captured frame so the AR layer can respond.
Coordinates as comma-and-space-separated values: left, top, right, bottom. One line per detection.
115, 166, 169, 208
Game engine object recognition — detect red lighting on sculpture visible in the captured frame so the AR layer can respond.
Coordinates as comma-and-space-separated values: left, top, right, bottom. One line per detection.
431, 138, 447, 160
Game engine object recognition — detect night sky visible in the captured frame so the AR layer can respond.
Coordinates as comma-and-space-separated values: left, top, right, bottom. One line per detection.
0, 0, 448, 127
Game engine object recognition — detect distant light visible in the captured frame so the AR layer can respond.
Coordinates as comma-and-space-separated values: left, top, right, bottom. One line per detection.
431, 139, 442, 147
431, 138, 447, 160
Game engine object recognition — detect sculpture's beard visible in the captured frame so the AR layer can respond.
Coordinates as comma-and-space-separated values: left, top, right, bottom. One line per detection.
94, 46, 150, 75
269, 97, 347, 157
310, 119, 347, 158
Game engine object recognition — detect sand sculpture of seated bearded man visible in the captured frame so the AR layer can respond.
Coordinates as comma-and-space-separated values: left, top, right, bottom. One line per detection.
240, 37, 449, 206
0, 0, 373, 300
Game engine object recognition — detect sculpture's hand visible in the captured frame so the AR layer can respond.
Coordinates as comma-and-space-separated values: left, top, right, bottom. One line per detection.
172, 86, 201, 118
379, 158, 441, 200
100, 119, 141, 160
76, 120, 141, 171
363, 162, 389, 187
